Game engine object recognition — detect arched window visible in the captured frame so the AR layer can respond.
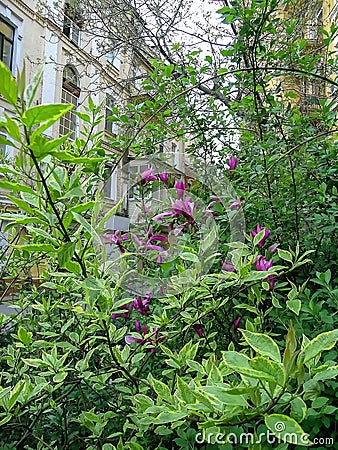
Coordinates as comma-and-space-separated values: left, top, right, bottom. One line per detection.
59, 65, 80, 139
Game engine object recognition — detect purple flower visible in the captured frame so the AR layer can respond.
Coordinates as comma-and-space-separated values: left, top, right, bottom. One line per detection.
172, 198, 195, 223
112, 304, 131, 320
131, 292, 151, 316
251, 224, 271, 247
268, 243, 279, 255
158, 171, 169, 185
228, 156, 238, 174
175, 180, 185, 199
125, 321, 164, 353
194, 324, 203, 338
255, 255, 272, 271
255, 255, 274, 290
152, 211, 174, 222
102, 230, 130, 253
210, 195, 222, 203
147, 328, 165, 353
234, 316, 242, 331
129, 228, 168, 261
138, 168, 157, 185
229, 197, 242, 210
221, 261, 236, 272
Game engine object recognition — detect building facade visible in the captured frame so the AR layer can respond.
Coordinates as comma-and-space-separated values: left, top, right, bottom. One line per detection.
0, 0, 188, 294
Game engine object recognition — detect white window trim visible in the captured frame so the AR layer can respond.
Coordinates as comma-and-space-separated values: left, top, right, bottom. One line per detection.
0, 6, 24, 76
104, 166, 118, 201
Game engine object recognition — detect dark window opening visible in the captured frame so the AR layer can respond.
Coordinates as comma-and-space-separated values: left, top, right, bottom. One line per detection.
0, 18, 14, 70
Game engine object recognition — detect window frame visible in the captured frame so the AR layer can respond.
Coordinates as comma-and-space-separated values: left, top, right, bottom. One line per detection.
0, 17, 15, 70
59, 65, 80, 139
107, 47, 122, 71
105, 94, 119, 135
103, 165, 118, 201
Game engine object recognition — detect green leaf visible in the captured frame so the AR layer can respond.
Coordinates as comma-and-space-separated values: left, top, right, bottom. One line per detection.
265, 414, 312, 446
199, 386, 248, 406
150, 375, 172, 401
53, 372, 68, 383
180, 252, 199, 263
0, 61, 18, 105
290, 398, 307, 422
3, 116, 21, 142
14, 243, 57, 253
152, 411, 188, 424
222, 352, 278, 382
249, 357, 286, 386
0, 181, 35, 194
21, 104, 73, 128
303, 329, 338, 364
278, 249, 293, 263
97, 197, 124, 229
5, 195, 34, 215
58, 241, 76, 267
17, 327, 32, 345
72, 212, 101, 243
176, 377, 195, 404
240, 330, 281, 362
7, 380, 25, 411
313, 365, 338, 382
286, 299, 301, 315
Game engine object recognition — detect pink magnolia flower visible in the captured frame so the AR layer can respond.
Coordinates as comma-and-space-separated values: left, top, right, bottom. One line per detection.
125, 321, 164, 353
255, 255, 274, 290
158, 171, 174, 187
175, 180, 185, 199
229, 197, 242, 210
228, 156, 238, 174
268, 243, 279, 255
152, 211, 174, 222
221, 261, 236, 272
251, 224, 271, 247
138, 168, 157, 185
158, 171, 169, 185
112, 304, 131, 320
172, 198, 195, 223
131, 292, 151, 316
129, 227, 168, 261
193, 324, 203, 338
210, 195, 222, 203
102, 230, 130, 253
234, 316, 242, 331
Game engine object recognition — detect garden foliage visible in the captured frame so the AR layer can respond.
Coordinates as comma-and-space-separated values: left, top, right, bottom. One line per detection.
0, 0, 338, 448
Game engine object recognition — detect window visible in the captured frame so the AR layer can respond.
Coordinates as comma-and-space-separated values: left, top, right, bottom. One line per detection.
131, 65, 142, 89
105, 95, 119, 135
59, 65, 80, 139
107, 47, 121, 70
172, 142, 179, 166
103, 165, 118, 200
159, 143, 168, 153
63, 0, 83, 46
128, 162, 149, 199
63, 16, 80, 46
0, 18, 14, 70
135, 67, 142, 89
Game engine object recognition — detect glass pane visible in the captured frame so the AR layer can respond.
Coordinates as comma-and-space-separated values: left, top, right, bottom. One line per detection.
63, 66, 78, 86
0, 20, 14, 40
2, 40, 12, 68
